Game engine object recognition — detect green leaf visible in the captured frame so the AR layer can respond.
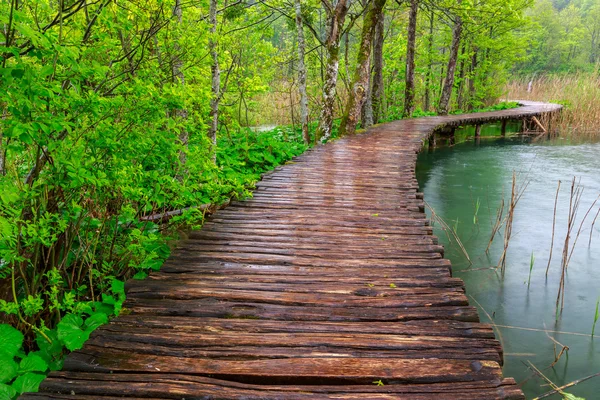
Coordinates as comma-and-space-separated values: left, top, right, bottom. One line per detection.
0, 324, 24, 359
19, 353, 48, 374
84, 312, 108, 332
0, 357, 18, 384
11, 372, 46, 394
0, 383, 17, 400
57, 314, 89, 351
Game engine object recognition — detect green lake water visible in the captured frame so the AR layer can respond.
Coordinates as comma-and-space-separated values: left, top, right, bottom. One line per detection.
416, 127, 600, 398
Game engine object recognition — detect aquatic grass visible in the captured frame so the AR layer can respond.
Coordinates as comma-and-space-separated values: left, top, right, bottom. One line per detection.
592, 297, 600, 338
473, 197, 480, 224
528, 251, 535, 287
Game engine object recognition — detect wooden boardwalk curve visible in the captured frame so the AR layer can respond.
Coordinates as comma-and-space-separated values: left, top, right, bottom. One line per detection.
23, 101, 561, 399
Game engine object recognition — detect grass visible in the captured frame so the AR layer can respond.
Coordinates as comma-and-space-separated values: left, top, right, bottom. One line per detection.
505, 72, 600, 138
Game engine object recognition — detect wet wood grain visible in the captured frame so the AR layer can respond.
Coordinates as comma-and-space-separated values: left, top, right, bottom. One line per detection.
23, 101, 561, 399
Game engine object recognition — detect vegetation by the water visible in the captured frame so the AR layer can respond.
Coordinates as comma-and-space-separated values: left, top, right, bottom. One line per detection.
506, 72, 600, 137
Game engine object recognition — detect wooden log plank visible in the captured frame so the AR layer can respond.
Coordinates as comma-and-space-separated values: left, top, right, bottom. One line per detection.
124, 298, 481, 322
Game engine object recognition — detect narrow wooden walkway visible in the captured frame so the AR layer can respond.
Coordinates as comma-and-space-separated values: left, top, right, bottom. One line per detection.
24, 101, 561, 399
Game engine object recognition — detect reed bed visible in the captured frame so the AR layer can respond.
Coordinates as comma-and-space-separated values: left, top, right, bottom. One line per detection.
505, 72, 600, 138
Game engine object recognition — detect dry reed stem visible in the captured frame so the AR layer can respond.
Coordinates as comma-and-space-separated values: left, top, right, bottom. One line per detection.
545, 181, 561, 276
567, 193, 600, 267
534, 372, 600, 399
543, 324, 569, 368
497, 172, 529, 275
486, 197, 505, 254
424, 200, 472, 265
469, 295, 504, 351
557, 177, 584, 315
589, 204, 600, 247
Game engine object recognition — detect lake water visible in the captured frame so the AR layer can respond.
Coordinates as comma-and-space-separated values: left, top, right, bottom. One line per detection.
416, 129, 600, 398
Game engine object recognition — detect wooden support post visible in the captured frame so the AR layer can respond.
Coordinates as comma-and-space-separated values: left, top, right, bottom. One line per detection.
522, 118, 528, 133
449, 127, 456, 146
531, 116, 547, 133
428, 134, 435, 149
475, 124, 481, 137
501, 120, 507, 136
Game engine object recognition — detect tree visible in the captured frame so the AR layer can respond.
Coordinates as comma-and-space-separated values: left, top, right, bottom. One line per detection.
340, 0, 387, 136
295, 0, 310, 144
208, 0, 220, 162
403, 0, 418, 118
438, 8, 463, 115
316, 0, 350, 142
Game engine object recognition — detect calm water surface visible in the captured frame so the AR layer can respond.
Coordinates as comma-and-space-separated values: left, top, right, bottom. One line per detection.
416, 134, 600, 398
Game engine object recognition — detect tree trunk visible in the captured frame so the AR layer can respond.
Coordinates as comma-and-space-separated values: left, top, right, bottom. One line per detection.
402, 0, 418, 118
456, 43, 467, 110
172, 0, 188, 165
424, 9, 434, 111
468, 47, 478, 110
371, 8, 385, 123
437, 15, 463, 116
294, 0, 309, 144
361, 63, 373, 128
316, 0, 350, 143
339, 0, 387, 136
208, 0, 220, 163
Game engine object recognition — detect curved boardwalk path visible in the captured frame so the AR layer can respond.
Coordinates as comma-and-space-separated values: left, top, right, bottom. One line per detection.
24, 101, 561, 399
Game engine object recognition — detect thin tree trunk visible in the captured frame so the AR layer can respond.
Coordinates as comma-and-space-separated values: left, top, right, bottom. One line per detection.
424, 10, 434, 111
361, 62, 373, 128
438, 14, 463, 115
172, 0, 188, 165
294, 0, 309, 144
468, 46, 478, 110
208, 0, 220, 163
402, 0, 418, 118
339, 0, 387, 136
316, 0, 350, 143
456, 43, 467, 110
371, 8, 385, 123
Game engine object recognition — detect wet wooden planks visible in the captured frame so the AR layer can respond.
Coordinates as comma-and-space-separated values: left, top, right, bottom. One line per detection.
23, 101, 560, 399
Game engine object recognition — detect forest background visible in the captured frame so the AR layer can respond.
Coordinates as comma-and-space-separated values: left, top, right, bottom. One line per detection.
0, 0, 597, 397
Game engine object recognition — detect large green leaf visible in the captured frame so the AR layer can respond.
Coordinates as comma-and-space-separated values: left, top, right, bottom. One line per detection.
0, 357, 18, 384
83, 312, 108, 332
0, 325, 24, 359
19, 353, 48, 374
57, 314, 89, 351
0, 383, 17, 400
11, 372, 46, 394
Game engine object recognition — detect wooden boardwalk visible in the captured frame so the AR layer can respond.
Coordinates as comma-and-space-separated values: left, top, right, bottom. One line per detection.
24, 101, 561, 399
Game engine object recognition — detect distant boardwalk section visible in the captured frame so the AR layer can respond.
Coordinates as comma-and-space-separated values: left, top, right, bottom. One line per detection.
22, 101, 560, 399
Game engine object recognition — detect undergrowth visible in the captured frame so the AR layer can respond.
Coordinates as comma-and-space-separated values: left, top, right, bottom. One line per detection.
0, 126, 307, 398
